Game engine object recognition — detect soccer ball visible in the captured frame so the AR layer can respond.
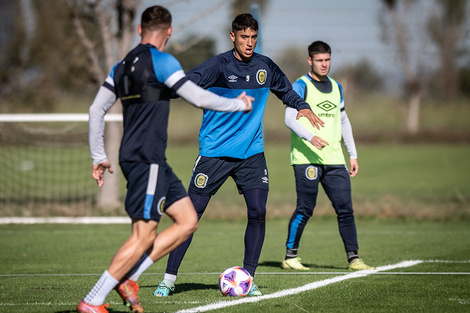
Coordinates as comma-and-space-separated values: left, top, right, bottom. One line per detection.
218, 266, 253, 297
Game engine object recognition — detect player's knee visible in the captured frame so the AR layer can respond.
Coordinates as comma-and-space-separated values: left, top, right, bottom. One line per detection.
188, 218, 198, 235
247, 205, 266, 223
181, 215, 198, 237
336, 207, 355, 221
131, 231, 157, 249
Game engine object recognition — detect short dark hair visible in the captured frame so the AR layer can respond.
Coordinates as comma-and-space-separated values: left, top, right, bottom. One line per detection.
140, 5, 172, 33
308, 41, 331, 58
232, 13, 258, 32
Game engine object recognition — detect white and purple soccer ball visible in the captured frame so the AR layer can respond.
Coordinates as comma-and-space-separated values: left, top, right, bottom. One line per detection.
218, 266, 253, 297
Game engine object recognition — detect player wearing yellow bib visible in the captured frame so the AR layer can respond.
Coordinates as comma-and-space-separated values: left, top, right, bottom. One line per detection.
281, 41, 374, 271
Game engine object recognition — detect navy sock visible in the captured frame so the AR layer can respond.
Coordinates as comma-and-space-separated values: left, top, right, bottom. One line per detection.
242, 189, 267, 277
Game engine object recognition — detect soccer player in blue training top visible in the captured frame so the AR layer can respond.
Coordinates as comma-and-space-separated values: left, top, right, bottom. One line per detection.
149, 13, 325, 297
77, 5, 253, 313
280, 40, 374, 271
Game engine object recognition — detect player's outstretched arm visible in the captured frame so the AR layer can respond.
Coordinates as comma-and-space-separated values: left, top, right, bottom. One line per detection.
175, 79, 253, 112
296, 108, 325, 130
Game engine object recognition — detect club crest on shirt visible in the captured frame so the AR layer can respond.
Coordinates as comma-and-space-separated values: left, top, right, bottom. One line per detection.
256, 69, 267, 85
305, 166, 317, 180
157, 196, 166, 215
194, 173, 208, 188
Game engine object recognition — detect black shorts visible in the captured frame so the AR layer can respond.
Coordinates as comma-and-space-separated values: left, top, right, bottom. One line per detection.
121, 162, 188, 222
188, 152, 269, 196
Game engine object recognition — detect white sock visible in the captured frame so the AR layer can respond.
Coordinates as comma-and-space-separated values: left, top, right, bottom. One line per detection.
163, 273, 177, 285
84, 270, 119, 305
128, 255, 154, 282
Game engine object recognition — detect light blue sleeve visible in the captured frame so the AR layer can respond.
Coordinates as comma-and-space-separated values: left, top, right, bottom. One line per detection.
292, 79, 307, 99
149, 48, 184, 83
108, 63, 119, 80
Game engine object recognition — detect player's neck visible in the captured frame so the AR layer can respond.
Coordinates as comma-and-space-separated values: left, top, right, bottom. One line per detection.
232, 50, 253, 63
141, 29, 171, 51
308, 72, 327, 82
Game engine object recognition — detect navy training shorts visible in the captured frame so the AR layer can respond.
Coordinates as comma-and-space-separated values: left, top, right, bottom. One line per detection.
188, 152, 269, 196
120, 162, 188, 222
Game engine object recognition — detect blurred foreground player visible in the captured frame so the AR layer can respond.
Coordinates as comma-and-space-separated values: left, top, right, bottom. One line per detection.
281, 41, 374, 271
77, 5, 253, 313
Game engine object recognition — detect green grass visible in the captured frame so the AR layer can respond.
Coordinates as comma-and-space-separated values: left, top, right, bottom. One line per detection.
165, 143, 470, 220
1, 218, 469, 312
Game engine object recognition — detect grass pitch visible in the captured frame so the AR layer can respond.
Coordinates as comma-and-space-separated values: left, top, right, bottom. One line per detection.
1, 218, 469, 313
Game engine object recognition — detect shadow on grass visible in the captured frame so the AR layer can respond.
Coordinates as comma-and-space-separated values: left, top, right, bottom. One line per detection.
259, 260, 346, 270
57, 307, 129, 313
141, 282, 219, 295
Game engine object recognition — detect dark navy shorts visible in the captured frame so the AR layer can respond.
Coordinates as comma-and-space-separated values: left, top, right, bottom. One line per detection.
188, 152, 269, 196
293, 164, 353, 216
120, 162, 188, 222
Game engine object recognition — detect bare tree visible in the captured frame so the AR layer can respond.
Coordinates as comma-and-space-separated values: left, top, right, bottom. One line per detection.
68, 0, 141, 209
380, 0, 428, 134
428, 0, 469, 99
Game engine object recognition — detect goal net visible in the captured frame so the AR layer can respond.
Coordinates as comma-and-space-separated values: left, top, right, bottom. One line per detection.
0, 114, 123, 217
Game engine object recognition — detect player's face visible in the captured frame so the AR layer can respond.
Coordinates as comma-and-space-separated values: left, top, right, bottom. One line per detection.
308, 53, 331, 81
230, 28, 258, 62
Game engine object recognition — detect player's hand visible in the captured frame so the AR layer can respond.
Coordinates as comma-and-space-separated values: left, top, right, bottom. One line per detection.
349, 158, 359, 177
92, 160, 114, 188
236, 91, 253, 112
310, 136, 329, 150
296, 109, 325, 130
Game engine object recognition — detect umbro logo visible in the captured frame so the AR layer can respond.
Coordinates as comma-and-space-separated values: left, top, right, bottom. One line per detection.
317, 101, 337, 112
228, 75, 238, 82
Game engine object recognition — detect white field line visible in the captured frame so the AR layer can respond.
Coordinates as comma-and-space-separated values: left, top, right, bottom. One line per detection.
175, 260, 422, 313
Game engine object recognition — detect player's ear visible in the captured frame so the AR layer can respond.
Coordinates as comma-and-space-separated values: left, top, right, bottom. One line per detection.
307, 56, 313, 66
167, 26, 173, 38
137, 25, 142, 36
230, 31, 235, 43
